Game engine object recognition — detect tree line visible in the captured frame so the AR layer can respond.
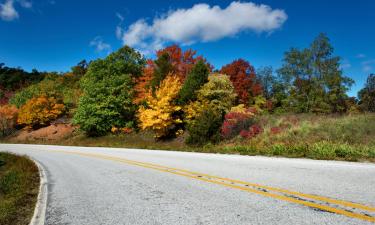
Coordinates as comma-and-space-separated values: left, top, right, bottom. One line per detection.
0, 34, 374, 145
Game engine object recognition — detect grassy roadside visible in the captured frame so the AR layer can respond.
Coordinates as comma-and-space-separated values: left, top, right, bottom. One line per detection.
0, 152, 40, 225
1, 114, 375, 163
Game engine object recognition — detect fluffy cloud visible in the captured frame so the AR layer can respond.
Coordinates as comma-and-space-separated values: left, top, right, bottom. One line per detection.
0, 0, 32, 21
0, 0, 18, 21
118, 1, 287, 54
90, 36, 112, 54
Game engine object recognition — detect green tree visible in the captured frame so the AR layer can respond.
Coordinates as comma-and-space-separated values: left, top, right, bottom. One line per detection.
185, 74, 236, 145
358, 74, 375, 112
257, 66, 275, 99
277, 33, 353, 113
73, 46, 145, 136
178, 60, 209, 104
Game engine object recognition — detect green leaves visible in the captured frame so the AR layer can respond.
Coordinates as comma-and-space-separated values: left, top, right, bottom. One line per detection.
277, 33, 353, 113
73, 46, 145, 136
178, 60, 209, 105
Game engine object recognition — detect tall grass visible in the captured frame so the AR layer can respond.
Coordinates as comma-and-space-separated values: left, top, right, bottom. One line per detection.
0, 153, 39, 225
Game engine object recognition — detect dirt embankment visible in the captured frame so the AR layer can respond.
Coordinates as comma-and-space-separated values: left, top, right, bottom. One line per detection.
10, 124, 76, 142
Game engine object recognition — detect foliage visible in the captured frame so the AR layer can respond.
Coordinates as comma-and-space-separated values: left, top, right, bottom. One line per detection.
277, 33, 354, 113
0, 63, 45, 91
178, 60, 209, 105
358, 74, 375, 112
186, 108, 223, 146
133, 60, 155, 104
220, 59, 262, 104
221, 105, 257, 139
197, 74, 237, 114
138, 75, 183, 139
17, 96, 65, 128
150, 53, 173, 93
0, 105, 18, 137
148, 45, 210, 96
73, 46, 145, 136
184, 74, 237, 145
9, 72, 82, 109
156, 44, 209, 82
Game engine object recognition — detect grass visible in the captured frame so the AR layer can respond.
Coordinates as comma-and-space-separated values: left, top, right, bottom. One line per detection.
0, 152, 39, 225
1, 113, 375, 163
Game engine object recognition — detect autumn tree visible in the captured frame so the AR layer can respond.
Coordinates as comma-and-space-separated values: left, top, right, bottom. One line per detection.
150, 53, 173, 93
178, 60, 209, 105
0, 104, 18, 136
220, 59, 262, 105
157, 44, 208, 81
17, 96, 65, 128
133, 60, 155, 104
358, 74, 375, 112
73, 46, 145, 136
138, 75, 183, 139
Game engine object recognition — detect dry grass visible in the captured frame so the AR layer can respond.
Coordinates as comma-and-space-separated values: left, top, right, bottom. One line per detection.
0, 152, 40, 225
2, 113, 375, 162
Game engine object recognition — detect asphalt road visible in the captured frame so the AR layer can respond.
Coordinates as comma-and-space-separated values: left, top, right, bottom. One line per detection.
0, 144, 374, 225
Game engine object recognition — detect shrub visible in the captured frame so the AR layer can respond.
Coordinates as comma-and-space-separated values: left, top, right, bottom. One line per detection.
73, 46, 145, 136
138, 75, 183, 139
221, 106, 257, 139
186, 109, 223, 146
0, 105, 18, 137
17, 96, 65, 128
239, 124, 263, 139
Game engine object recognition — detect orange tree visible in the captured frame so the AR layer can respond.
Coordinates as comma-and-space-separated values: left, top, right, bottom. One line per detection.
0, 104, 18, 136
17, 96, 65, 128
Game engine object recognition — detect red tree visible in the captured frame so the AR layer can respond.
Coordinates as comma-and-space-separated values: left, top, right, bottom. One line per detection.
133, 60, 155, 104
157, 45, 210, 82
220, 59, 262, 105
134, 45, 211, 104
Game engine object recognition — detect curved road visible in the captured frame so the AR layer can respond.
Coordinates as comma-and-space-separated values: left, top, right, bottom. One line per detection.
1, 144, 374, 225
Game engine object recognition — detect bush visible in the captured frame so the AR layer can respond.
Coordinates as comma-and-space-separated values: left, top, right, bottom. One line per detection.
73, 46, 145, 136
186, 109, 223, 146
221, 105, 257, 139
17, 96, 65, 128
138, 75, 183, 139
0, 105, 18, 137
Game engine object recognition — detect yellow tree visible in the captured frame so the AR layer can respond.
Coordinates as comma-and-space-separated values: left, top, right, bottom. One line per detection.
17, 95, 65, 128
137, 74, 183, 139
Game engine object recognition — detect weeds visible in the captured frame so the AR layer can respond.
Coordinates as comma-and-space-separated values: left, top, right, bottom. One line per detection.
0, 153, 39, 225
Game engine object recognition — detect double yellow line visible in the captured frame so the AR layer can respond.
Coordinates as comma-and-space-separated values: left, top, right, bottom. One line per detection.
52, 150, 375, 223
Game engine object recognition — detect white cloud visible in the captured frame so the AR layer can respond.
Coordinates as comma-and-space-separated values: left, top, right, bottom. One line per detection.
0, 0, 19, 21
119, 1, 287, 54
362, 59, 375, 73
0, 0, 32, 21
90, 36, 112, 54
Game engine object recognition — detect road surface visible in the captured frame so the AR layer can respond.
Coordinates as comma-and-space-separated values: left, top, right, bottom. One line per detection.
0, 144, 374, 225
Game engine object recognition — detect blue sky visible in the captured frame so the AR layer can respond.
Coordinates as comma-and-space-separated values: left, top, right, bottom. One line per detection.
1, 0, 374, 96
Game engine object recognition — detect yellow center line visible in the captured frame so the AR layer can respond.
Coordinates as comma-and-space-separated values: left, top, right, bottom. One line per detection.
49, 150, 375, 223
